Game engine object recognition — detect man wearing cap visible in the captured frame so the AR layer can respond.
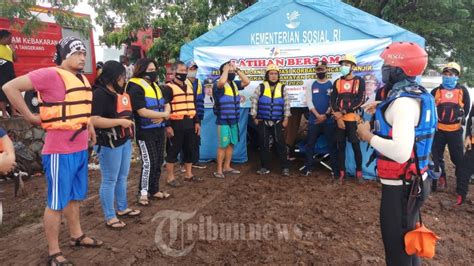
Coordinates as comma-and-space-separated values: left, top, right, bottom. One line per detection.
3, 36, 102, 265
330, 54, 365, 184
185, 61, 207, 169
213, 61, 250, 178
301, 61, 338, 177
251, 64, 291, 176
430, 62, 470, 191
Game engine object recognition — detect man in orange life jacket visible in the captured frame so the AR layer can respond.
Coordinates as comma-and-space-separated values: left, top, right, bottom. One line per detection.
3, 37, 103, 265
163, 61, 203, 186
213, 61, 250, 178
430, 62, 470, 191
357, 42, 436, 266
184, 61, 207, 169
330, 54, 365, 184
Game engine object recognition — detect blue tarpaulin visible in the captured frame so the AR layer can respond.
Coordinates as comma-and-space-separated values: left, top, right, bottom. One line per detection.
181, 0, 425, 176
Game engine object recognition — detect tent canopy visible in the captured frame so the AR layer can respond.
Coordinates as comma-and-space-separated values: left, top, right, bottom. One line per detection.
181, 0, 425, 62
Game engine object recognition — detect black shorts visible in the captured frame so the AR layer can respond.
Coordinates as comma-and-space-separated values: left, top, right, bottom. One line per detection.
166, 128, 197, 163
336, 120, 359, 143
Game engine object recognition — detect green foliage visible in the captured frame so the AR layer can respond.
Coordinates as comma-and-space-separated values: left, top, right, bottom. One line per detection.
89, 0, 251, 79
344, 0, 474, 85
0, 0, 93, 37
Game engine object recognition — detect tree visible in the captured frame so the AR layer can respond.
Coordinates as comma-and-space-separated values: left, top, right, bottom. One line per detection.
0, 0, 93, 37
89, 0, 255, 78
344, 0, 473, 85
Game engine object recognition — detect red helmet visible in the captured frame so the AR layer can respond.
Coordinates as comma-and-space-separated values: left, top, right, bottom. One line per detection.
380, 42, 428, 76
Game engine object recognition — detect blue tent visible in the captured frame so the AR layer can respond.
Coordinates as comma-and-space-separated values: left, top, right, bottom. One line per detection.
180, 0, 425, 175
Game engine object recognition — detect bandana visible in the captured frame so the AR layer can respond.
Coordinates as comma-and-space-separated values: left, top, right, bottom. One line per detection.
53, 36, 87, 65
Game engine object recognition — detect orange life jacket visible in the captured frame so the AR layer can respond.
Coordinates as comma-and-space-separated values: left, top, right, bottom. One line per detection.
435, 87, 464, 131
168, 82, 196, 120
335, 78, 361, 121
38, 67, 92, 134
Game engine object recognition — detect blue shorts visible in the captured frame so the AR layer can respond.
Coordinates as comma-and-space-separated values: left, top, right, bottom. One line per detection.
42, 150, 88, 211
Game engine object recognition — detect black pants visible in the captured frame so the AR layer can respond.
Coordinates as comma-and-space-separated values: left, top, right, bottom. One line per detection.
380, 178, 431, 266
304, 122, 338, 173
257, 122, 289, 169
137, 130, 166, 196
335, 121, 362, 172
431, 129, 464, 178
455, 148, 474, 198
166, 128, 197, 163
179, 134, 200, 164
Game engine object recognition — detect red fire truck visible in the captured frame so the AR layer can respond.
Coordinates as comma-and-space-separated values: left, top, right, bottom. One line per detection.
0, 6, 96, 83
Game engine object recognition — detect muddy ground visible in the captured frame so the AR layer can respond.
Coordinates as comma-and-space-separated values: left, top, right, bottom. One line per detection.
0, 151, 473, 265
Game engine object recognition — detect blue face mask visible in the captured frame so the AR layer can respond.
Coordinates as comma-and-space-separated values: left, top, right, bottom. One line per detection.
442, 76, 459, 89
340, 65, 351, 76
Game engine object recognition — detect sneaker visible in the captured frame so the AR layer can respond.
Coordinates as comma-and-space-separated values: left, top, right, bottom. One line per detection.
192, 163, 207, 169
281, 168, 290, 177
338, 171, 346, 185
454, 194, 465, 206
257, 168, 270, 175
356, 171, 364, 184
438, 176, 447, 190
300, 167, 312, 177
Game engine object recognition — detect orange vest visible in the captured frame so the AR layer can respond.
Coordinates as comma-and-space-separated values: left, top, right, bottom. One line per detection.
335, 78, 361, 122
168, 82, 196, 120
116, 92, 133, 119
435, 87, 463, 131
38, 67, 92, 132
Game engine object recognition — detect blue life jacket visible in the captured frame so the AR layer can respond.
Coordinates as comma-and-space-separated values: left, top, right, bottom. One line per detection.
257, 81, 285, 121
214, 81, 240, 123
373, 82, 437, 180
128, 78, 165, 129
186, 78, 204, 120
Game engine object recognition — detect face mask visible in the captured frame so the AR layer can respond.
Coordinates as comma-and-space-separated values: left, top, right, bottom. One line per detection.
381, 66, 391, 84
176, 73, 187, 82
442, 76, 458, 89
187, 70, 197, 78
228, 73, 236, 81
340, 65, 351, 76
112, 80, 125, 94
144, 71, 157, 82
316, 72, 326, 80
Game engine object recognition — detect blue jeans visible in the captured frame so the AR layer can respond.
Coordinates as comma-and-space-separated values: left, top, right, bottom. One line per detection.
97, 140, 132, 221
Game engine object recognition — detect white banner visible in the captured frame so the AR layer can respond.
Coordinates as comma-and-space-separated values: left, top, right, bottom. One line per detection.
194, 38, 391, 107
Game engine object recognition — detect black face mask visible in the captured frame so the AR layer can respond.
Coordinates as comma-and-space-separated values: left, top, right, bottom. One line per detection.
228, 73, 236, 81
144, 71, 158, 82
382, 65, 406, 85
175, 73, 187, 82
268, 80, 278, 86
112, 80, 124, 94
316, 72, 326, 80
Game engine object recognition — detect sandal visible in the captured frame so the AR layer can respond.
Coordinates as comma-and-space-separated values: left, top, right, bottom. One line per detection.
138, 195, 149, 206
117, 209, 141, 217
105, 220, 126, 231
223, 169, 241, 175
47, 252, 73, 266
213, 172, 225, 179
152, 191, 171, 200
166, 179, 181, 188
184, 176, 204, 182
70, 234, 103, 248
